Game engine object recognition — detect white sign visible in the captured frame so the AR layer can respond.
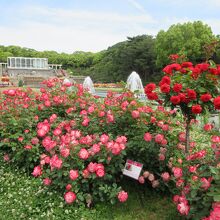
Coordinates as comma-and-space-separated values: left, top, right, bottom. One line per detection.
123, 159, 143, 180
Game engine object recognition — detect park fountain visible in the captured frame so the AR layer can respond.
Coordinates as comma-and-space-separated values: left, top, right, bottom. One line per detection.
126, 71, 146, 100
83, 76, 96, 94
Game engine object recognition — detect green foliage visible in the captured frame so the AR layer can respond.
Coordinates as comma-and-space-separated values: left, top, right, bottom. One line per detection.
90, 35, 158, 83
155, 21, 216, 68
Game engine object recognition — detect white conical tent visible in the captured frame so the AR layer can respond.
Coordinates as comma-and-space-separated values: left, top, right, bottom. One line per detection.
126, 71, 145, 99
83, 76, 96, 94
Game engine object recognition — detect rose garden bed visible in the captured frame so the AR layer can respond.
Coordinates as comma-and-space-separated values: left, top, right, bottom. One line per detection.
0, 59, 220, 219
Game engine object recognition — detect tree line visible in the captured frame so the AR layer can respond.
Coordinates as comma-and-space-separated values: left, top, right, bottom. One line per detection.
1, 21, 220, 83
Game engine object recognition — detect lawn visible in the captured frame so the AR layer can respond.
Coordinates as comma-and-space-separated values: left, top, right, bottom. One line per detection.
0, 155, 180, 220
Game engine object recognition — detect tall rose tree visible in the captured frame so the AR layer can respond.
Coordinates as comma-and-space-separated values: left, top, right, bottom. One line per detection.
144, 54, 220, 153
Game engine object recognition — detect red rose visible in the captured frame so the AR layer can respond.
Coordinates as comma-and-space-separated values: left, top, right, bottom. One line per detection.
200, 93, 212, 102
160, 83, 170, 93
181, 62, 193, 68
146, 92, 158, 100
196, 63, 209, 72
170, 63, 181, 71
214, 96, 220, 110
170, 95, 180, 105
163, 65, 172, 75
187, 89, 197, 100
159, 76, 171, 86
179, 93, 187, 103
173, 83, 182, 93
144, 83, 156, 93
192, 105, 202, 114
209, 68, 218, 75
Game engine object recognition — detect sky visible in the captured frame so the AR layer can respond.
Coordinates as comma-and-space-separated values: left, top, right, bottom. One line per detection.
1, 0, 220, 53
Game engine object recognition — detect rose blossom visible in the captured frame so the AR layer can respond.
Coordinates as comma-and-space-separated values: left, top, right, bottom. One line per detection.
201, 177, 212, 190
43, 178, 52, 186
144, 132, 152, 142
78, 148, 89, 160
118, 191, 128, 203
172, 167, 183, 179
177, 201, 190, 216
138, 176, 145, 184
152, 180, 160, 188
60, 148, 70, 158
148, 174, 155, 182
100, 134, 109, 144
96, 168, 105, 177
200, 93, 212, 102
159, 153, 165, 161
82, 169, 90, 178
154, 134, 164, 144
69, 170, 79, 181
66, 184, 72, 191
161, 172, 170, 182
188, 166, 197, 173
32, 165, 42, 177
143, 171, 150, 178
192, 105, 202, 114
64, 191, 76, 204
50, 155, 63, 170
132, 110, 140, 119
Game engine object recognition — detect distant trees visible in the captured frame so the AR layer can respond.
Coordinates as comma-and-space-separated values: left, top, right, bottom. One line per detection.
0, 21, 219, 83
90, 35, 157, 83
155, 21, 216, 68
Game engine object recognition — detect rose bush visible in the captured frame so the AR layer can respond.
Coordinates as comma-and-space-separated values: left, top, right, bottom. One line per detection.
144, 56, 220, 219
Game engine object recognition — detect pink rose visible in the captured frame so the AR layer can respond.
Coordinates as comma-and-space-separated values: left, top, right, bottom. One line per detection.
138, 176, 145, 184
96, 169, 105, 177
78, 148, 89, 160
60, 148, 70, 158
161, 172, 170, 182
31, 137, 39, 145
92, 144, 100, 154
188, 166, 197, 173
144, 132, 152, 142
69, 170, 79, 181
66, 184, 72, 191
50, 155, 63, 170
201, 177, 212, 190
87, 162, 97, 173
32, 165, 42, 177
172, 167, 183, 179
64, 191, 76, 204
118, 191, 128, 202
154, 134, 164, 144
173, 195, 180, 204
177, 201, 190, 216
43, 178, 52, 186
159, 153, 165, 161
82, 169, 90, 178
100, 134, 109, 144
131, 110, 140, 119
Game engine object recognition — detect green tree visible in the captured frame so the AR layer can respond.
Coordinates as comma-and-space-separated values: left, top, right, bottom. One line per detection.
155, 21, 216, 68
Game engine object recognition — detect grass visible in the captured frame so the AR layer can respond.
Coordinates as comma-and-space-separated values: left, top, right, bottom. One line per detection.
0, 155, 180, 220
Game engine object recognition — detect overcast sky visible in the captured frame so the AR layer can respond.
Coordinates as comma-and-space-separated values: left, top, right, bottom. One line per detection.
1, 0, 220, 53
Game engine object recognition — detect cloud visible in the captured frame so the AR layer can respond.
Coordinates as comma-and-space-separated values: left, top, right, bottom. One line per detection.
127, 0, 146, 13
0, 5, 158, 52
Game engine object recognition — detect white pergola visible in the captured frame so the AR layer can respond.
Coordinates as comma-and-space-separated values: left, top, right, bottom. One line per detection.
7, 57, 49, 69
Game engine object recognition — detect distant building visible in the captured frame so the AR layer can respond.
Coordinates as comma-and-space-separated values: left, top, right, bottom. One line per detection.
0, 57, 65, 87
0, 57, 62, 77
